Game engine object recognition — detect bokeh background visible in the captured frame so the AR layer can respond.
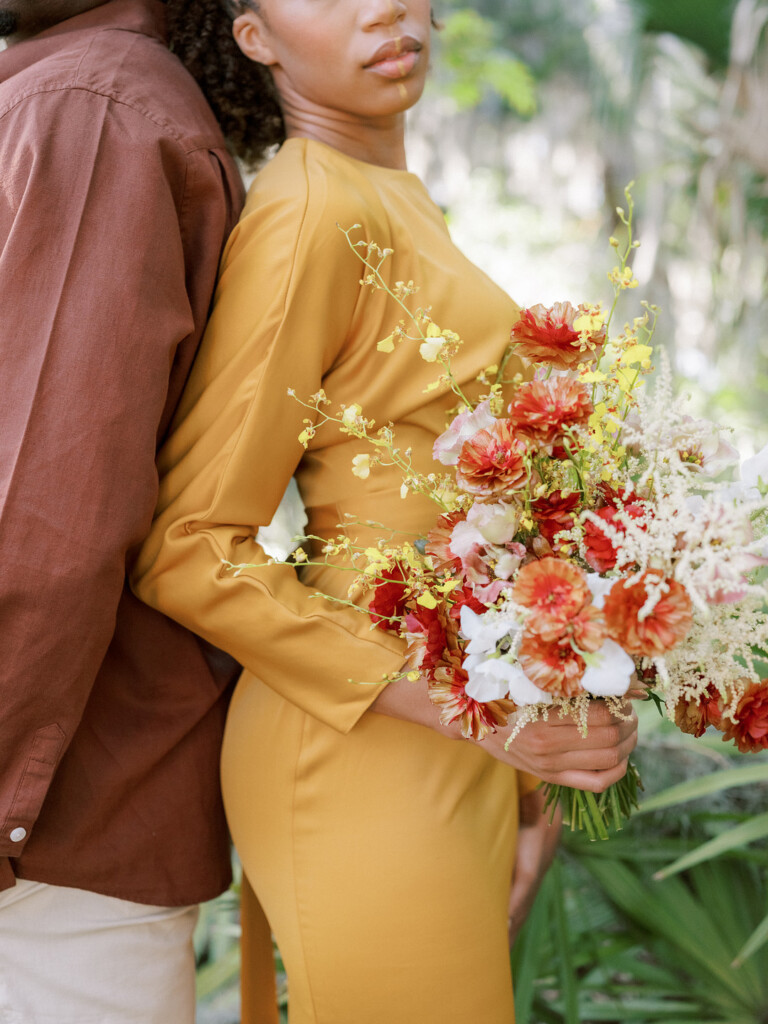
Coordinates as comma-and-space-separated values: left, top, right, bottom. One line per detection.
196, 3, 768, 1022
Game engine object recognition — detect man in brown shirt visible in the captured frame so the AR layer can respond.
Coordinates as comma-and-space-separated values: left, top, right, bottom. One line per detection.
0, 0, 244, 1018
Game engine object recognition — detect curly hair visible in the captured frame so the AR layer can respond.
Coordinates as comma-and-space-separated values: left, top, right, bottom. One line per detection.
165, 0, 284, 167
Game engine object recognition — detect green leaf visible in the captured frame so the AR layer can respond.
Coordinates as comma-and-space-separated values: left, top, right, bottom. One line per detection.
653, 812, 768, 880
637, 765, 768, 814
733, 911, 768, 967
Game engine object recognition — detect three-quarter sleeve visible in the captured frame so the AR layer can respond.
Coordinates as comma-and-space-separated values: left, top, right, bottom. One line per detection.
132, 179, 406, 733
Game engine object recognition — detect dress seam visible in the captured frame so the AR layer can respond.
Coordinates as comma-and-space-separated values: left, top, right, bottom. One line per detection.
291, 713, 322, 1021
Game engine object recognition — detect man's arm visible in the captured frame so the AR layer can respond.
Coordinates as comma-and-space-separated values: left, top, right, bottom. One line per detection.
0, 87, 213, 866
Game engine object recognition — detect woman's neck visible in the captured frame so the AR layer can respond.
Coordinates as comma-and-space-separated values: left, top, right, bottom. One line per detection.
280, 104, 408, 170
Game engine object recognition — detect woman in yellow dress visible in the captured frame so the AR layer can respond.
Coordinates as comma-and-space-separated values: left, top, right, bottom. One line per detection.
134, 2, 639, 1021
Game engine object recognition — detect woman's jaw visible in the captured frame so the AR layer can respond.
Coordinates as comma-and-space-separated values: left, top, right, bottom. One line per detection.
233, 0, 432, 170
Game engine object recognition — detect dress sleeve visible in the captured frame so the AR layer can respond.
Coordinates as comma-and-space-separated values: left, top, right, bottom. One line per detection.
0, 89, 208, 860
131, 180, 406, 734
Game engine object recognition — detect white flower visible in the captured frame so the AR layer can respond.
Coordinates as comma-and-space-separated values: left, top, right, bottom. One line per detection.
581, 640, 635, 697
351, 454, 370, 479
459, 605, 513, 654
466, 500, 520, 546
465, 654, 552, 706
741, 442, 768, 492
585, 572, 615, 610
432, 400, 497, 466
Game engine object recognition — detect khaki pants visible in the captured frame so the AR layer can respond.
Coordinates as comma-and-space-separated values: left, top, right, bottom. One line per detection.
0, 879, 198, 1023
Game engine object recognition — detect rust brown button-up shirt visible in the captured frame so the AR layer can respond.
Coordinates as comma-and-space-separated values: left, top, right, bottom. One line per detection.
0, 0, 244, 905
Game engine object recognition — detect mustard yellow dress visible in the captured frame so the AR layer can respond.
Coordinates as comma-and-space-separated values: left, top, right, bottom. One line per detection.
133, 138, 535, 1024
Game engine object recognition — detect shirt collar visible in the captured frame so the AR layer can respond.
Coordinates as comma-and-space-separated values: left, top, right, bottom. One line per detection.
0, 0, 167, 84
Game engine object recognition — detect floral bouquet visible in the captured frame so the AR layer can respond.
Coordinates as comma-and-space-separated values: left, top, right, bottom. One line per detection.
234, 189, 768, 840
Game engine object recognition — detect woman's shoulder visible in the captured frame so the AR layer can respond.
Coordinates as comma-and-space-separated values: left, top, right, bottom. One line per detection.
240, 139, 398, 236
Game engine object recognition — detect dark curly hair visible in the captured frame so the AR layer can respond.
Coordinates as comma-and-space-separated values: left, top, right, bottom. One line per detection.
165, 0, 284, 167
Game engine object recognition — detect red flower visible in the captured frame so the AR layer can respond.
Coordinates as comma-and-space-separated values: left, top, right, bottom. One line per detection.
721, 681, 768, 753
674, 684, 724, 738
427, 651, 516, 740
448, 584, 487, 622
512, 556, 590, 634
583, 503, 648, 573
518, 631, 586, 696
455, 420, 528, 497
369, 564, 409, 632
510, 302, 606, 370
403, 604, 451, 673
508, 378, 593, 446
531, 490, 581, 550
603, 570, 693, 657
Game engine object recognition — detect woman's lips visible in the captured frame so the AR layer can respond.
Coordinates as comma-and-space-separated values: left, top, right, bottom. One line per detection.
364, 37, 422, 79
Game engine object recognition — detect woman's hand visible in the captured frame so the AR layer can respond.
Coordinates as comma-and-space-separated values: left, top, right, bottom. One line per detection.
483, 700, 638, 793
371, 674, 638, 794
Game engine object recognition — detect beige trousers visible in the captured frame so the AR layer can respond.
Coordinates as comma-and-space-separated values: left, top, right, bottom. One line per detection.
0, 879, 198, 1024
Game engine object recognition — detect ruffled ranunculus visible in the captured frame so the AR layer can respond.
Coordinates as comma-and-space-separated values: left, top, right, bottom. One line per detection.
508, 377, 593, 446
425, 510, 465, 569
402, 604, 451, 674
531, 490, 580, 550
673, 683, 724, 738
433, 400, 498, 466
369, 563, 410, 632
518, 631, 586, 696
603, 570, 693, 657
721, 681, 768, 753
512, 556, 590, 634
583, 503, 647, 573
510, 302, 606, 370
427, 651, 516, 740
455, 420, 528, 497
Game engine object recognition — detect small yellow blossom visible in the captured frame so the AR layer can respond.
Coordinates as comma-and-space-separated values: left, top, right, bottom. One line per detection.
293, 547, 308, 563
406, 671, 421, 682
341, 404, 363, 428
417, 591, 438, 609
377, 335, 395, 353
351, 454, 371, 479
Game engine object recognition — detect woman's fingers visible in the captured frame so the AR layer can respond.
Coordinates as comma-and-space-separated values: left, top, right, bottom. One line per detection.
545, 757, 632, 794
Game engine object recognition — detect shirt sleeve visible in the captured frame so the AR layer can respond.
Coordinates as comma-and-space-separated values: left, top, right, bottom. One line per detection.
0, 88, 209, 858
131, 176, 407, 734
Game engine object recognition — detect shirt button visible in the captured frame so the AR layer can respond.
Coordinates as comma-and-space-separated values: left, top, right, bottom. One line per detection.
9, 828, 27, 842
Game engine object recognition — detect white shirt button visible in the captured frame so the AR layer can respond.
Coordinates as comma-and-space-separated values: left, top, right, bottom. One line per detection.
9, 828, 27, 842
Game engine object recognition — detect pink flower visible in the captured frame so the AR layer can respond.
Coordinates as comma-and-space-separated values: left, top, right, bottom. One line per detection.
433, 400, 497, 466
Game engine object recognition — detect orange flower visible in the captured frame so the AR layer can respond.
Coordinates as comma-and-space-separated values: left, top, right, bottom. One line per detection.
508, 378, 593, 446
425, 510, 464, 570
512, 556, 589, 633
674, 683, 724, 738
603, 570, 693, 657
455, 419, 528, 497
518, 631, 586, 696
531, 490, 581, 551
427, 652, 516, 740
721, 681, 768, 753
510, 302, 606, 370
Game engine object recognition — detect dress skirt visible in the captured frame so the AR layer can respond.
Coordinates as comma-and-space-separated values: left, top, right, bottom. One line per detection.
221, 671, 523, 1024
